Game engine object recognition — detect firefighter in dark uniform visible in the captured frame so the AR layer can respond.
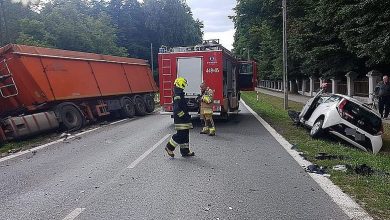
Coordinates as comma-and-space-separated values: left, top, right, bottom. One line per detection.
165, 77, 195, 157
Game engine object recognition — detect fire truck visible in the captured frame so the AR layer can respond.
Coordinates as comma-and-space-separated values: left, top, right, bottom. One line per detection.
158, 39, 257, 118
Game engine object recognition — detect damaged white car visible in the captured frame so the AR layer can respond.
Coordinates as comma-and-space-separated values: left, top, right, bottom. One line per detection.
289, 86, 383, 154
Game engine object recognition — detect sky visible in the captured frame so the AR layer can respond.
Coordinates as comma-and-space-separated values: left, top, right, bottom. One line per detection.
186, 0, 236, 51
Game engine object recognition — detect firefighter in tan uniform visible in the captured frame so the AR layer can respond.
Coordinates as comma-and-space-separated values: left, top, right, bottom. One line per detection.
165, 77, 195, 157
200, 82, 216, 136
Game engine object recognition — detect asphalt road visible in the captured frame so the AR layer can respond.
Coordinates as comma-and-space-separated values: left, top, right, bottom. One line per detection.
0, 105, 349, 220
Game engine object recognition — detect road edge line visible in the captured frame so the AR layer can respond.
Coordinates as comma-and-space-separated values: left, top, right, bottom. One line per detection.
0, 119, 132, 163
241, 99, 372, 220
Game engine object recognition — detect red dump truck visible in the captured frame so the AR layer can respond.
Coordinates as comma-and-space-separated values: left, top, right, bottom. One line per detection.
0, 44, 158, 142
158, 39, 257, 118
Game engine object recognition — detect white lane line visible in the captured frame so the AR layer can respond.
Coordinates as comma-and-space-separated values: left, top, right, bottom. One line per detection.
241, 100, 372, 220
61, 133, 170, 219
62, 208, 85, 220
0, 118, 134, 164
128, 134, 171, 169
109, 118, 129, 125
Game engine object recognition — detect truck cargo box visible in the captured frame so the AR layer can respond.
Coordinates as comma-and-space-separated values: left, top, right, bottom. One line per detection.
0, 44, 158, 116
0, 44, 158, 141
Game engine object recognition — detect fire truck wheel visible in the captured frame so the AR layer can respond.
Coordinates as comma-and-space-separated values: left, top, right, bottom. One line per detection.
58, 104, 84, 130
144, 95, 155, 113
134, 96, 147, 116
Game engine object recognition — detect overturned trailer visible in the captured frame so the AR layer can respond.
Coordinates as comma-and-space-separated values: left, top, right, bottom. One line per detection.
0, 44, 158, 142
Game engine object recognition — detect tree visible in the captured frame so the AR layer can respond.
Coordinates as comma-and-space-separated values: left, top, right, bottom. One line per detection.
17, 0, 127, 56
143, 0, 203, 47
331, 0, 390, 69
0, 0, 35, 46
233, 0, 282, 80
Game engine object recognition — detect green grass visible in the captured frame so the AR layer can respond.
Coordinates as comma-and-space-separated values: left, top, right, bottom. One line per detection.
242, 91, 390, 220
0, 134, 57, 155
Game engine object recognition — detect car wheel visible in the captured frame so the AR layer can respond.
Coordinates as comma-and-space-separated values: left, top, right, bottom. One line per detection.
310, 118, 324, 138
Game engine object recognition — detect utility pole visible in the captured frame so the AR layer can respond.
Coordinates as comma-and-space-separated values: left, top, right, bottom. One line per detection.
247, 48, 250, 61
282, 0, 288, 109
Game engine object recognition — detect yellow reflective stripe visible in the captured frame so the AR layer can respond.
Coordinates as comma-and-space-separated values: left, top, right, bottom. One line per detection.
174, 123, 193, 130
202, 95, 212, 103
169, 137, 179, 147
174, 96, 181, 100
180, 143, 189, 149
177, 111, 185, 117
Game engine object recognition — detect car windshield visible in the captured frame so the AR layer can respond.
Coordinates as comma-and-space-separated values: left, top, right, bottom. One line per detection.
343, 101, 382, 135
324, 95, 343, 104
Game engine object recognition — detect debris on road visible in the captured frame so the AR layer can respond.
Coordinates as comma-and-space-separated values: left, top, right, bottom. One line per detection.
291, 143, 299, 150
315, 152, 349, 160
332, 165, 348, 172
355, 164, 374, 176
60, 133, 71, 139
99, 121, 109, 126
305, 164, 326, 175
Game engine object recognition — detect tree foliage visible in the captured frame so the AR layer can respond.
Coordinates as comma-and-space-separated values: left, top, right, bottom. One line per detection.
0, 0, 203, 62
233, 0, 390, 80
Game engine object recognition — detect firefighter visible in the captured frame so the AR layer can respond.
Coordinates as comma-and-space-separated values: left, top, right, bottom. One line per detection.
199, 82, 216, 136
165, 77, 195, 157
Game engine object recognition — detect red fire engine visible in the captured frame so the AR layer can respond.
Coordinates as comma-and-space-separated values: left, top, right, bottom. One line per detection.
158, 39, 257, 118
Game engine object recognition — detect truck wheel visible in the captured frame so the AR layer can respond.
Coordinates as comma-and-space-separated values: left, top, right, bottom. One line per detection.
120, 97, 135, 118
58, 104, 84, 130
134, 96, 146, 116
144, 95, 155, 113
310, 118, 324, 138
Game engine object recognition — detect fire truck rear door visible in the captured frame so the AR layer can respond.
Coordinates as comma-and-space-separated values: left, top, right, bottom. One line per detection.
177, 57, 202, 95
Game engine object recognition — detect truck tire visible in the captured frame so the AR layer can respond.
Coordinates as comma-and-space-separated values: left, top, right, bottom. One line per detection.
134, 96, 147, 116
57, 104, 84, 130
144, 94, 155, 113
120, 97, 135, 118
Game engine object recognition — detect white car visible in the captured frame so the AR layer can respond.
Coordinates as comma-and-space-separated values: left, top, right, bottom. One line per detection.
290, 89, 383, 154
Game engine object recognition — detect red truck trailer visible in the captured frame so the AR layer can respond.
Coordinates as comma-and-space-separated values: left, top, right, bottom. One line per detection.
158, 39, 257, 118
0, 44, 158, 142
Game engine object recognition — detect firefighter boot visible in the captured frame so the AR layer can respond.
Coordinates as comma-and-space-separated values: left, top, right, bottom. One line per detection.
180, 144, 195, 157
165, 142, 175, 158
200, 127, 209, 134
209, 127, 216, 136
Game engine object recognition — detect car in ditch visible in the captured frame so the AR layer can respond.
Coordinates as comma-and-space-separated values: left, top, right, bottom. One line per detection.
289, 86, 383, 154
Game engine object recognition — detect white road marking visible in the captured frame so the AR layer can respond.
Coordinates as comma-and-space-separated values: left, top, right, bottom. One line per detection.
0, 118, 135, 164
241, 100, 372, 220
61, 133, 170, 219
128, 134, 171, 169
109, 118, 129, 125
62, 208, 85, 220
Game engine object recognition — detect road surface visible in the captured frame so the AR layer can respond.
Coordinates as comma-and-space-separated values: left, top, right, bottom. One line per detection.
0, 104, 349, 220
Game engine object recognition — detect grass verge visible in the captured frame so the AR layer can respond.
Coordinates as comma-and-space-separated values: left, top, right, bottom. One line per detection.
242, 91, 390, 220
